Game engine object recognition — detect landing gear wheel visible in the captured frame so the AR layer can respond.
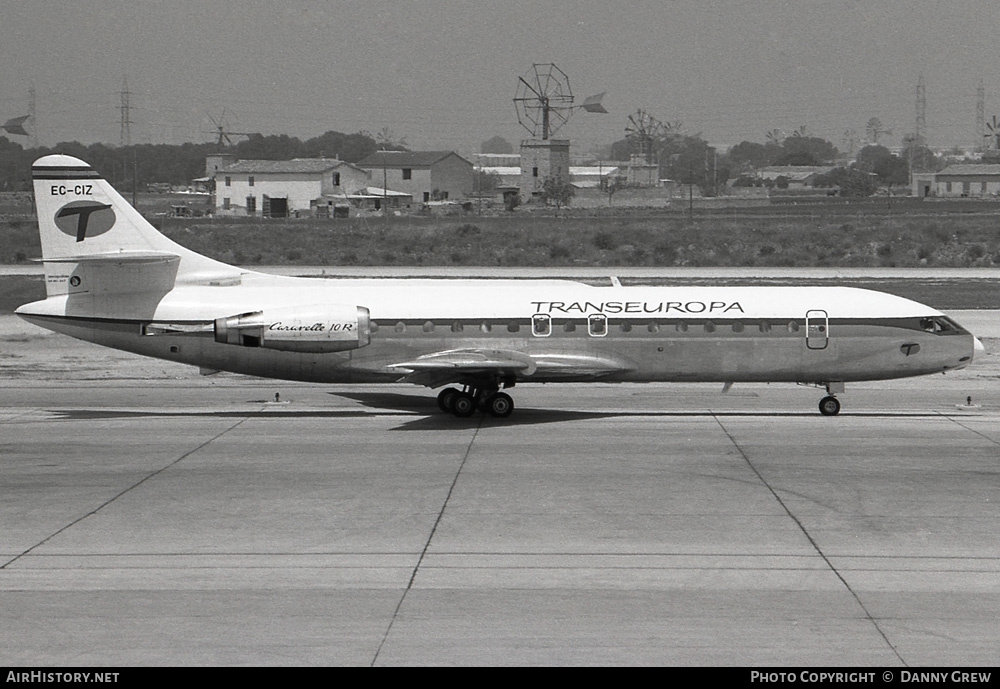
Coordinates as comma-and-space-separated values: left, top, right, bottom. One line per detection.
437, 387, 460, 413
486, 392, 514, 418
452, 392, 477, 418
819, 395, 841, 416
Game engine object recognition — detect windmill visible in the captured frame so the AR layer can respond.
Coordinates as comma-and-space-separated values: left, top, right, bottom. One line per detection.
866, 117, 892, 145
513, 63, 606, 140
625, 109, 665, 164
203, 110, 255, 149
662, 120, 683, 137
984, 115, 1000, 150
765, 129, 784, 145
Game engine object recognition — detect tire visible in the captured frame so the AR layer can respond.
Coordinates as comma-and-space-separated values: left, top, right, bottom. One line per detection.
486, 392, 514, 418
437, 387, 459, 413
818, 396, 841, 416
452, 392, 476, 417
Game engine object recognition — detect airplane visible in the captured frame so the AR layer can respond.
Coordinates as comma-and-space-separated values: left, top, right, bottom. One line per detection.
16, 154, 984, 418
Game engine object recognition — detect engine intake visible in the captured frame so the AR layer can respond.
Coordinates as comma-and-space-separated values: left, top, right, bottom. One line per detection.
215, 304, 371, 353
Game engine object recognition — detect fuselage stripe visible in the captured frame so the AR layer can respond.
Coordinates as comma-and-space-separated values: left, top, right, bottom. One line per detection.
22, 312, 954, 335
32, 171, 101, 180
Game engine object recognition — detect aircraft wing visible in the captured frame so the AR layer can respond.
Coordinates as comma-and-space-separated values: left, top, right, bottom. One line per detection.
389, 348, 633, 387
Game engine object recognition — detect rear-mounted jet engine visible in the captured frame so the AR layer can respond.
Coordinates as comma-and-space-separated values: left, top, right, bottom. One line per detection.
215, 304, 371, 353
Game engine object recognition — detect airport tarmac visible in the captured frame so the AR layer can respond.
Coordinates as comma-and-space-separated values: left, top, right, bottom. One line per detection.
2, 318, 1000, 666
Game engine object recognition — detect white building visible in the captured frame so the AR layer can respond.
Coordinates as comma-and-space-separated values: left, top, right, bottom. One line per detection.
925, 164, 1000, 197
357, 151, 473, 203
215, 158, 371, 217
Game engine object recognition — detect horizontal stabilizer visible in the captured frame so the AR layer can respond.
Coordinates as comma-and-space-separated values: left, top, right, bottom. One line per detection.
37, 250, 180, 264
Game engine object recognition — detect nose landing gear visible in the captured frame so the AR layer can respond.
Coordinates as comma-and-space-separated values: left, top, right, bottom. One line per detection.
817, 381, 844, 416
818, 395, 841, 416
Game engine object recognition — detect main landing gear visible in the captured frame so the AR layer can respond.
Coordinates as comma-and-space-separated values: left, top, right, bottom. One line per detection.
437, 385, 515, 418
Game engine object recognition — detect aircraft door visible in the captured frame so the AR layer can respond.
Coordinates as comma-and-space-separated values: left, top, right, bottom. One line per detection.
805, 310, 829, 350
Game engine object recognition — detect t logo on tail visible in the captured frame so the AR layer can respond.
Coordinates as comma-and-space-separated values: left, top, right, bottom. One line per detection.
55, 201, 115, 242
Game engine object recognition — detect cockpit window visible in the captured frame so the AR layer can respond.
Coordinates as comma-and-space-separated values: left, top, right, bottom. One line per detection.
919, 316, 967, 335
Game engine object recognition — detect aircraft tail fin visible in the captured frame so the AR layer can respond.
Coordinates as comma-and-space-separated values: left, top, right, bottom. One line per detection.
31, 155, 241, 297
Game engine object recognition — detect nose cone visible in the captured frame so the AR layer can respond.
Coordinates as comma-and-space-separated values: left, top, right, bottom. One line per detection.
974, 336, 986, 357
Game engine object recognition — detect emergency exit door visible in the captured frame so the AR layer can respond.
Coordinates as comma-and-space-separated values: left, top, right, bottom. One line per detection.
805, 310, 829, 350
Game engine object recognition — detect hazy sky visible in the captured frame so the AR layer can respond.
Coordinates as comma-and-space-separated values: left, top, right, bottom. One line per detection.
3, 0, 1000, 156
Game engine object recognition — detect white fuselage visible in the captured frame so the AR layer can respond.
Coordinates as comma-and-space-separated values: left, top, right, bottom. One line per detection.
17, 272, 978, 386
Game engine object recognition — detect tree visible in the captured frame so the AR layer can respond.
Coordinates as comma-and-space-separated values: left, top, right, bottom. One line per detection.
814, 167, 877, 197
854, 144, 892, 171
726, 140, 779, 172
605, 176, 626, 205
900, 136, 940, 172
854, 145, 909, 186
776, 135, 838, 165
234, 134, 305, 160
660, 136, 717, 195
361, 127, 409, 152
539, 175, 575, 209
480, 136, 513, 154
607, 138, 633, 161
473, 170, 500, 195
301, 130, 378, 162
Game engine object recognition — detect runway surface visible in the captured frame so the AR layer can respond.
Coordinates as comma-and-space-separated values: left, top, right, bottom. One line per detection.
2, 320, 1000, 666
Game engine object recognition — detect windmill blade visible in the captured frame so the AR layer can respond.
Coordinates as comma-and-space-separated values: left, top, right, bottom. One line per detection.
517, 76, 543, 100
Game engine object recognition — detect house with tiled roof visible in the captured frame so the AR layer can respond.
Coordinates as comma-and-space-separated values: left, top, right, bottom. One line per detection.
755, 166, 836, 188
214, 158, 371, 217
356, 151, 473, 203
925, 164, 1000, 197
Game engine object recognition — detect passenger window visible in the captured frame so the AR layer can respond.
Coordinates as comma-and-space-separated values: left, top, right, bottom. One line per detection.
564, 321, 577, 333
759, 321, 771, 333
451, 321, 463, 333
480, 322, 492, 333
647, 322, 660, 333
370, 321, 380, 333
395, 321, 406, 333
676, 322, 688, 333
732, 322, 744, 333
532, 314, 552, 337
704, 321, 716, 333
507, 322, 520, 333
787, 321, 800, 333
620, 321, 632, 333
423, 321, 435, 333
588, 314, 608, 337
